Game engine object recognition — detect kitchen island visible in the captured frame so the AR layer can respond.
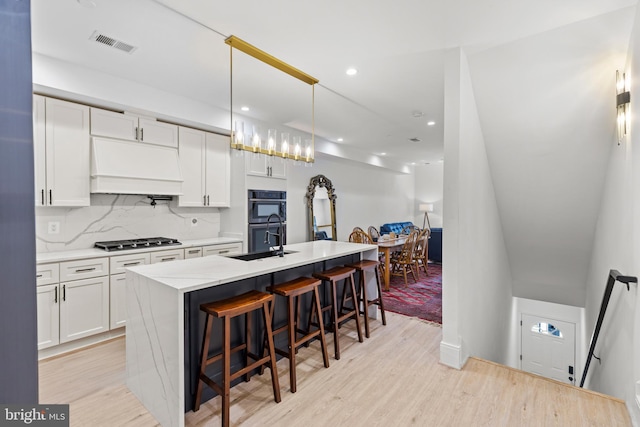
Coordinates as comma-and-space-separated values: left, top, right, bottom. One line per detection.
125, 240, 378, 427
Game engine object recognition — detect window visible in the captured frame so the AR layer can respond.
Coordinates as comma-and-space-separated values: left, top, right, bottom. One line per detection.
531, 322, 563, 338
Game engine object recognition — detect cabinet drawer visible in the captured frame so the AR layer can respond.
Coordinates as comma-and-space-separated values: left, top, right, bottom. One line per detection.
110, 253, 151, 274
60, 257, 109, 281
202, 243, 242, 257
150, 249, 184, 264
36, 263, 60, 286
184, 247, 203, 259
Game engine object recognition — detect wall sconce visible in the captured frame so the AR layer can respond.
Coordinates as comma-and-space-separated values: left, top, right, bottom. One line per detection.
617, 70, 631, 144
227, 35, 318, 163
419, 203, 434, 230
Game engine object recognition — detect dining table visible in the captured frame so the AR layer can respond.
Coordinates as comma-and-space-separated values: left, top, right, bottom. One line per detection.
377, 235, 408, 291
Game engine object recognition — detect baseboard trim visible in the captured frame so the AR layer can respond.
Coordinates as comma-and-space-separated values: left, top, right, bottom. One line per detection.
440, 340, 467, 369
39, 328, 125, 361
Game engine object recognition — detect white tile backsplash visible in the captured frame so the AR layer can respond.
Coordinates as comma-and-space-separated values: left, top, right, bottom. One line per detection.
36, 194, 221, 252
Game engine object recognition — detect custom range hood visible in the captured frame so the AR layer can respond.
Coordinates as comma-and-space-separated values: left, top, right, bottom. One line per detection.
91, 137, 183, 195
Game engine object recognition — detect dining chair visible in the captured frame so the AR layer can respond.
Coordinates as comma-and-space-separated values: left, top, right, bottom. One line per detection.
349, 229, 372, 244
390, 231, 419, 285
367, 226, 380, 243
401, 224, 420, 235
413, 228, 430, 276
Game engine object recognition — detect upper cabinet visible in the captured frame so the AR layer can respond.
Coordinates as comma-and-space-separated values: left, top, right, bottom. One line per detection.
178, 127, 230, 207
246, 154, 287, 180
90, 107, 178, 148
33, 95, 90, 207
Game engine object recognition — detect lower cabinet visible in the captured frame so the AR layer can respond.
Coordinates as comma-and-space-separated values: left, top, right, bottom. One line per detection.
110, 274, 127, 329
59, 276, 110, 343
202, 243, 242, 257
36, 284, 60, 350
36, 241, 241, 352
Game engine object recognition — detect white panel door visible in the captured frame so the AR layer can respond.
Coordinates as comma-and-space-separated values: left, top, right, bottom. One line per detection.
90, 107, 138, 141
269, 156, 287, 179
59, 276, 110, 343
45, 98, 90, 206
139, 118, 178, 148
521, 314, 576, 385
205, 132, 230, 207
246, 152, 269, 176
178, 127, 206, 207
110, 273, 127, 329
33, 95, 47, 206
36, 284, 59, 350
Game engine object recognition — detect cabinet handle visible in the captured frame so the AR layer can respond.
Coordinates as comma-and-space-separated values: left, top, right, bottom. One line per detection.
36, 274, 43, 278
161, 257, 175, 262
123, 262, 140, 267
203, 195, 206, 206
268, 166, 272, 176
140, 128, 144, 141
207, 195, 210, 206
219, 250, 229, 254
41, 189, 44, 205
75, 267, 96, 273
188, 250, 200, 254
62, 284, 66, 302
54, 286, 58, 304
135, 127, 139, 140
49, 189, 52, 205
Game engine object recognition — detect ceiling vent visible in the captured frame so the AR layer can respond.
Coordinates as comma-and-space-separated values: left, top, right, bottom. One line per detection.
90, 31, 137, 54
409, 137, 422, 143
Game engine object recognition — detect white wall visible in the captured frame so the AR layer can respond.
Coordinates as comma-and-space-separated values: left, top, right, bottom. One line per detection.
414, 163, 444, 229
582, 7, 640, 420
286, 154, 415, 243
441, 48, 513, 368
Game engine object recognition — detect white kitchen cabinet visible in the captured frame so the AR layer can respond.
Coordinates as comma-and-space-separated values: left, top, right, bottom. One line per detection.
110, 274, 127, 329
184, 247, 203, 259
90, 107, 178, 148
246, 153, 286, 179
150, 249, 184, 264
60, 257, 109, 282
59, 276, 110, 343
108, 252, 150, 329
33, 96, 90, 206
36, 284, 59, 350
202, 242, 242, 257
178, 127, 230, 207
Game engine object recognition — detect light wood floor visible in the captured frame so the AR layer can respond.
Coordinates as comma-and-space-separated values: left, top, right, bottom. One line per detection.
39, 312, 630, 426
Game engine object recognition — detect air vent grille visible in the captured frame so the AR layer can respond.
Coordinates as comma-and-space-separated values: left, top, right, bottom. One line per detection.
90, 31, 137, 54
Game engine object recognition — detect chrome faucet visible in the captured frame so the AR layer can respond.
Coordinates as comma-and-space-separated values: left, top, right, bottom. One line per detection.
264, 213, 284, 257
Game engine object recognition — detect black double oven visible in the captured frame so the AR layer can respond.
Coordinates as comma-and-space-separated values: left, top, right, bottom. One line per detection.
247, 189, 286, 253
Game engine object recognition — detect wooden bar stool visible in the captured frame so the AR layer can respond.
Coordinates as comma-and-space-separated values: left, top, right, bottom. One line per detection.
311, 266, 363, 360
346, 259, 387, 338
194, 290, 281, 427
265, 276, 330, 393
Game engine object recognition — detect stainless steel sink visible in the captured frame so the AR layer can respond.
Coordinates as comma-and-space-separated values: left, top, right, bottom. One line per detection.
226, 250, 296, 261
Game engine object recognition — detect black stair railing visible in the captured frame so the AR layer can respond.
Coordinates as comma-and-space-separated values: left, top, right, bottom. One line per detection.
580, 269, 637, 387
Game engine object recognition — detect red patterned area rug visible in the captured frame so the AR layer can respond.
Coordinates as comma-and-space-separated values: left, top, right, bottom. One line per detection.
381, 263, 442, 324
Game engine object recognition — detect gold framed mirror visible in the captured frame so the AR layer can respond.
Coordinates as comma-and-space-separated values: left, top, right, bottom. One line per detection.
306, 175, 337, 241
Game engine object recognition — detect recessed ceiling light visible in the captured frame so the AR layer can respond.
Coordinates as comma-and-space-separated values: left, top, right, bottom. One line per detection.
427, 121, 436, 126
241, 106, 250, 111
380, 152, 387, 156
346, 68, 358, 76
337, 138, 343, 142
411, 162, 416, 165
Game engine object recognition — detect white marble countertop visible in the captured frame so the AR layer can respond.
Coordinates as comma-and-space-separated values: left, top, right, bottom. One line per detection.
127, 240, 377, 293
36, 237, 242, 264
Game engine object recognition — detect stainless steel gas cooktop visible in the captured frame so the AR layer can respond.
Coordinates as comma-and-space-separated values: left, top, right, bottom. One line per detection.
94, 237, 181, 252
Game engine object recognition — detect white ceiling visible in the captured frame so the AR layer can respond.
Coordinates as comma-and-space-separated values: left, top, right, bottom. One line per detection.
31, 0, 638, 305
